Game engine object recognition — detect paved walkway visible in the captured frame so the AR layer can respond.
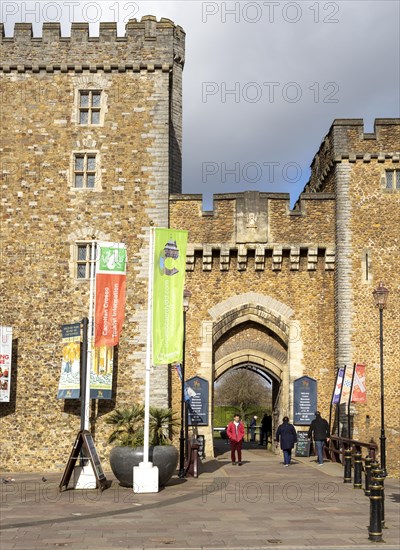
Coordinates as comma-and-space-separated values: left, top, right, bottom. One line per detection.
1, 441, 399, 550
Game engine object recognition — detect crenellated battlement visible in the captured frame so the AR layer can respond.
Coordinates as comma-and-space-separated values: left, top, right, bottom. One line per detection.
302, 118, 400, 195
170, 191, 336, 272
0, 16, 185, 72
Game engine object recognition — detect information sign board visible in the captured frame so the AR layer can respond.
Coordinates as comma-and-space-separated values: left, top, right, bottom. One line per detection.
186, 376, 209, 426
293, 376, 317, 425
59, 430, 107, 491
295, 431, 311, 457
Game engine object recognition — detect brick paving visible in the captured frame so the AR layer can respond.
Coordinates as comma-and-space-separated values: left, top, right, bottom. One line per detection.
1, 442, 399, 550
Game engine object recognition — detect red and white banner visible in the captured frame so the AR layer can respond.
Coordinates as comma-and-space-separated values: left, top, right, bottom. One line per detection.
95, 242, 127, 347
0, 327, 12, 403
351, 364, 367, 403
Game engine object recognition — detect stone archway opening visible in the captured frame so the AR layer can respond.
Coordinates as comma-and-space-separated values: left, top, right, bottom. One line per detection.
197, 293, 302, 459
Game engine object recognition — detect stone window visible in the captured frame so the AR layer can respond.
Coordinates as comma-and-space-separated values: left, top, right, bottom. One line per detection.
385, 169, 400, 190
73, 153, 97, 189
75, 242, 96, 279
79, 90, 102, 125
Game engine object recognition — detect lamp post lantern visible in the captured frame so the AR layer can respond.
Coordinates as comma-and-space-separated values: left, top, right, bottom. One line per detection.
372, 281, 389, 475
178, 289, 191, 478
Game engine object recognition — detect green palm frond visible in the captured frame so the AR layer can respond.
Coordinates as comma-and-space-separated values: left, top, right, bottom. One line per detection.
149, 406, 179, 446
106, 404, 178, 447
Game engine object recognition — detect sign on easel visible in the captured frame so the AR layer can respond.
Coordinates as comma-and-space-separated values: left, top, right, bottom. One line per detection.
59, 430, 107, 492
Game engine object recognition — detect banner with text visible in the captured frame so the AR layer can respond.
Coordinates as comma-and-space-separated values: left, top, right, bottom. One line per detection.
152, 228, 188, 365
95, 242, 127, 347
0, 327, 12, 403
351, 364, 367, 403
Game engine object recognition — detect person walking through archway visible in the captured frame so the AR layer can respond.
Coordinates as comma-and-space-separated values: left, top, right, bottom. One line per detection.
275, 416, 297, 466
226, 413, 245, 465
259, 413, 272, 447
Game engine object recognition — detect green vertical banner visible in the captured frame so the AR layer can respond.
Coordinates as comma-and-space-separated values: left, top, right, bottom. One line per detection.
152, 228, 188, 365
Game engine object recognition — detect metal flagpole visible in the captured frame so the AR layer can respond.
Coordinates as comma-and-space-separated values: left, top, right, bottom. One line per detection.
143, 227, 154, 464
134, 226, 159, 493
85, 239, 96, 431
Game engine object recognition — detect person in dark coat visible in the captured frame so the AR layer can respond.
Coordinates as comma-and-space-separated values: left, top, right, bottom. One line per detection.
275, 416, 297, 466
259, 413, 272, 447
308, 411, 330, 465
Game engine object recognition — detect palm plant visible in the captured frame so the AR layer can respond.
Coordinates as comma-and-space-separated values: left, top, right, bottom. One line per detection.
106, 404, 178, 447
149, 406, 179, 446
106, 404, 144, 447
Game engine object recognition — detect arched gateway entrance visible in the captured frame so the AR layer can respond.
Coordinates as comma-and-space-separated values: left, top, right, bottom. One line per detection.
196, 293, 304, 459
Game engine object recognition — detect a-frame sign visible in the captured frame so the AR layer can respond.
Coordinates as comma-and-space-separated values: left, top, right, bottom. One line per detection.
59, 430, 107, 492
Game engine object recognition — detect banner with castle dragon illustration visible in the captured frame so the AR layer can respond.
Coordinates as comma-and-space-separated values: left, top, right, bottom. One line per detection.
152, 228, 188, 365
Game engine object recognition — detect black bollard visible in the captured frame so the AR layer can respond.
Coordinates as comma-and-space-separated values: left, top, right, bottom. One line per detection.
353, 451, 362, 489
364, 455, 372, 496
368, 480, 383, 542
373, 469, 386, 529
343, 448, 352, 484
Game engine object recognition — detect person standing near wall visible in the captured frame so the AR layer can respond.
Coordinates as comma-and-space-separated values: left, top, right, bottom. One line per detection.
249, 415, 258, 441
226, 413, 245, 465
275, 416, 297, 466
308, 411, 330, 465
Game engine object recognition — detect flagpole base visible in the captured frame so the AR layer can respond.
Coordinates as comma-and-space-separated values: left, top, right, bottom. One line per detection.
133, 461, 159, 493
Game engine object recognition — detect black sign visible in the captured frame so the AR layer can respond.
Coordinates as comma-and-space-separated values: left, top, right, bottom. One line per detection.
293, 376, 317, 425
61, 322, 81, 340
59, 430, 107, 491
187, 376, 209, 426
295, 431, 311, 457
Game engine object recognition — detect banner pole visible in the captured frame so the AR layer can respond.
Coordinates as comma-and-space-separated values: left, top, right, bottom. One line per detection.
80, 317, 89, 432
84, 239, 96, 431
143, 227, 155, 464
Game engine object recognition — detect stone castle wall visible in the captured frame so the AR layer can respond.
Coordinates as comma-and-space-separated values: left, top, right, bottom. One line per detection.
0, 18, 183, 470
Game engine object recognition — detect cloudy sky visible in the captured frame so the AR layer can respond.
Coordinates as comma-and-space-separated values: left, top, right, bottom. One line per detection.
2, 1, 399, 208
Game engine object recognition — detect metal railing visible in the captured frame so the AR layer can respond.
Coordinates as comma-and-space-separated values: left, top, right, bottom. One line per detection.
325, 435, 377, 464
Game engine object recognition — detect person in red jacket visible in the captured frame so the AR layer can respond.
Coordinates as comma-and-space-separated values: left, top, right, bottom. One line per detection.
226, 413, 245, 465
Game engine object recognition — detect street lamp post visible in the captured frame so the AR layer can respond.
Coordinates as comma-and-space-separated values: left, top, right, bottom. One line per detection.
372, 281, 389, 475
178, 289, 191, 478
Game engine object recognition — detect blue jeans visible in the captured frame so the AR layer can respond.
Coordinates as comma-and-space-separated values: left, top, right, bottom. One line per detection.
283, 449, 292, 465
315, 440, 325, 464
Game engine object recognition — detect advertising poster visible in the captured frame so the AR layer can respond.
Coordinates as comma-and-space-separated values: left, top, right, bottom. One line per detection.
90, 345, 114, 399
152, 228, 188, 365
0, 327, 12, 403
95, 242, 127, 347
57, 323, 81, 399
